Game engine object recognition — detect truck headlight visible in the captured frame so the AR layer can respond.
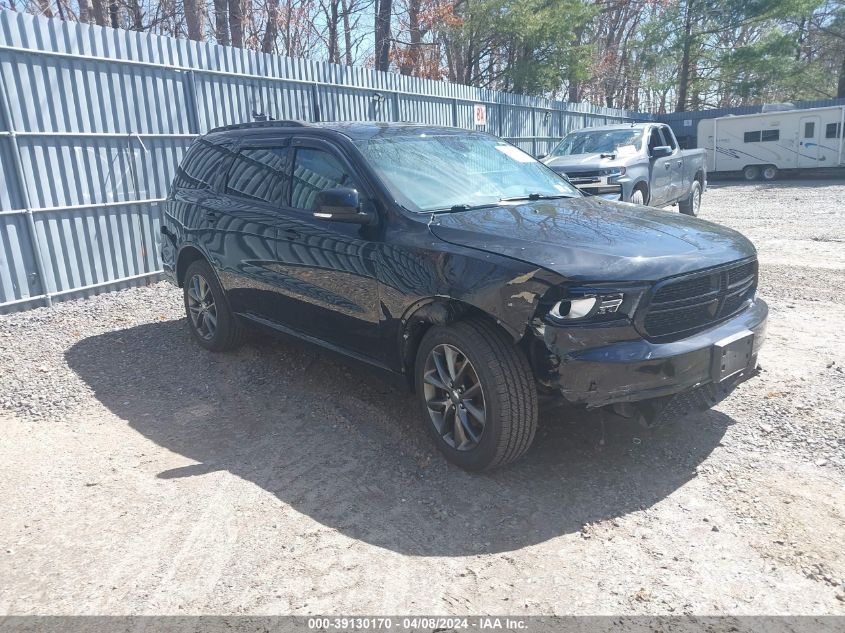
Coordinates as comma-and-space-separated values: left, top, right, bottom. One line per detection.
599, 167, 626, 177
545, 286, 646, 323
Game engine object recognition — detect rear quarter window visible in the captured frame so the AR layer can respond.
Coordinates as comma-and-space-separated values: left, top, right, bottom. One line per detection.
172, 139, 231, 191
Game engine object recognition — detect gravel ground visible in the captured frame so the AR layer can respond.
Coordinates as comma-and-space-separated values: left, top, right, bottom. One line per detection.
1, 178, 844, 615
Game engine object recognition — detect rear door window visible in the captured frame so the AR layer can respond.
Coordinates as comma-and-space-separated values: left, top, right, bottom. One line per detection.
225, 147, 289, 207
661, 126, 677, 149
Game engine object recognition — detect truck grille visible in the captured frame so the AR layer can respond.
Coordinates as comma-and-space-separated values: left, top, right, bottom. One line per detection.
641, 259, 758, 342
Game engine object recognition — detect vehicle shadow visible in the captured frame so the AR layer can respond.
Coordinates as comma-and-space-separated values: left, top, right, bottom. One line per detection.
65, 319, 733, 557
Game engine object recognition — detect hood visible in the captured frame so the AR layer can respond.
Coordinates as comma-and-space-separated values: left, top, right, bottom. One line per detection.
543, 152, 631, 172
428, 197, 756, 282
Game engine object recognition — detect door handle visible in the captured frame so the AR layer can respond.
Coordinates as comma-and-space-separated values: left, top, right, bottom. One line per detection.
664, 163, 671, 169
204, 210, 218, 221
283, 228, 301, 240
677, 160, 683, 167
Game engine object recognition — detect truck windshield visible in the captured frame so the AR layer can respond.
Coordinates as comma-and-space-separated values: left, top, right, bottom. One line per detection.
354, 132, 580, 213
549, 129, 642, 157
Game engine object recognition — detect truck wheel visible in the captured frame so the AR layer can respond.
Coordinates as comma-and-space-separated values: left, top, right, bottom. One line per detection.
630, 187, 647, 205
743, 165, 760, 181
761, 165, 778, 181
415, 318, 538, 471
679, 180, 702, 216
183, 259, 246, 352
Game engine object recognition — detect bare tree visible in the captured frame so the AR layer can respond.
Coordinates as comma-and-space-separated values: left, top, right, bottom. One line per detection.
214, 0, 230, 43
262, 0, 279, 52
184, 0, 205, 40
229, 0, 243, 46
374, 0, 392, 70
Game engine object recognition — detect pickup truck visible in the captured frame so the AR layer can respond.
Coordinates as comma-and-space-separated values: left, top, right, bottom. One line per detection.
541, 123, 707, 215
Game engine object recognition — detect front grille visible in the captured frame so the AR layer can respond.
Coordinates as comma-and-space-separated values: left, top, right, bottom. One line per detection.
641, 259, 758, 342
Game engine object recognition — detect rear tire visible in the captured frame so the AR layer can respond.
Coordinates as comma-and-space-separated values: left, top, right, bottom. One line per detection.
761, 165, 778, 181
678, 180, 702, 216
743, 165, 760, 181
414, 318, 538, 471
183, 259, 245, 352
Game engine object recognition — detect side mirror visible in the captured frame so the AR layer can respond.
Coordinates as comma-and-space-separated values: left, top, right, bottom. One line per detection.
651, 145, 672, 158
313, 188, 373, 224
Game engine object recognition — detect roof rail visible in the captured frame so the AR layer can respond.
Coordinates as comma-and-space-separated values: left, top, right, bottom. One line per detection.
207, 120, 311, 134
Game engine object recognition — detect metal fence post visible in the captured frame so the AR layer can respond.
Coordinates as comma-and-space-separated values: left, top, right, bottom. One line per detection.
531, 106, 537, 157
0, 70, 52, 307
392, 91, 400, 122
183, 70, 200, 134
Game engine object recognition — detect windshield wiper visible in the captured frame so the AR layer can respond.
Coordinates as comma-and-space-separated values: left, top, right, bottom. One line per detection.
433, 203, 501, 213
499, 193, 576, 202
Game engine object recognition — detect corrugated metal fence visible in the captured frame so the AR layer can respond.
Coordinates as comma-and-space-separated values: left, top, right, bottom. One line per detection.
0, 11, 640, 312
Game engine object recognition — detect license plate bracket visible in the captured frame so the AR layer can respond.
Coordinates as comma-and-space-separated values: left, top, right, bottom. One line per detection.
711, 330, 754, 383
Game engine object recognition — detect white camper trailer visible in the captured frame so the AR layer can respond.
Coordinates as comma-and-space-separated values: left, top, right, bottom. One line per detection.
697, 105, 845, 180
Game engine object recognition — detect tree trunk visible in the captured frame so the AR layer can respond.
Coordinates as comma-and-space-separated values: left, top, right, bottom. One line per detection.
37, 0, 53, 18
130, 0, 143, 30
327, 0, 340, 63
399, 0, 421, 75
262, 0, 279, 53
91, 0, 107, 25
184, 0, 204, 40
838, 52, 845, 99
78, 0, 92, 23
109, 1, 119, 28
374, 0, 392, 71
228, 0, 243, 47
341, 0, 353, 65
675, 1, 693, 113
214, 0, 230, 44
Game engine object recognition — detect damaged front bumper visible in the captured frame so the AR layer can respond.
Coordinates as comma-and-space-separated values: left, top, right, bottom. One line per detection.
541, 298, 768, 411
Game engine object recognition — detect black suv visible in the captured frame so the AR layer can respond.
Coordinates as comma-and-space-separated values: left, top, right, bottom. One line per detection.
160, 121, 767, 470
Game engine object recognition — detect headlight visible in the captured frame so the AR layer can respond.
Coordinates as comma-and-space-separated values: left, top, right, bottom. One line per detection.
599, 167, 626, 177
545, 286, 646, 323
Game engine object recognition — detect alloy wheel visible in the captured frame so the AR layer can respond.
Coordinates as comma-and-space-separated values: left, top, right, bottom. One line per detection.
186, 274, 218, 340
423, 343, 486, 451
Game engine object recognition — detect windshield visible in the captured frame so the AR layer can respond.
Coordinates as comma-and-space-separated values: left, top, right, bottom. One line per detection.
354, 132, 580, 212
549, 129, 643, 157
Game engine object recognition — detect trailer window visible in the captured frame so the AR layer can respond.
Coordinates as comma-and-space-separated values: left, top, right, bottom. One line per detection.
744, 131, 761, 143
804, 122, 815, 138
761, 130, 780, 142
826, 123, 842, 139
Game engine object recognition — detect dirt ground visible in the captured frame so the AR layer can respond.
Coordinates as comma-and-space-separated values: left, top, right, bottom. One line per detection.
1, 178, 844, 616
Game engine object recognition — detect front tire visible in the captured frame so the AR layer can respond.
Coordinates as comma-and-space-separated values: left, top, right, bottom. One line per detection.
183, 259, 245, 352
630, 187, 647, 205
414, 319, 538, 471
679, 180, 702, 216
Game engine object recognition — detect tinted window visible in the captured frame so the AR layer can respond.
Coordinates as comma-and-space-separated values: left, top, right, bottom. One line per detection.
761, 129, 779, 142
172, 140, 230, 190
225, 147, 288, 206
744, 131, 761, 143
661, 126, 677, 149
826, 122, 841, 138
804, 122, 815, 138
648, 127, 664, 153
291, 148, 361, 211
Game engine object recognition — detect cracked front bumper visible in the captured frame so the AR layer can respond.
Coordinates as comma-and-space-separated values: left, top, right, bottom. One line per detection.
543, 299, 768, 408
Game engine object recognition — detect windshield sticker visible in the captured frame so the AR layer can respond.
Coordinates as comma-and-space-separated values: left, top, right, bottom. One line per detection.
495, 144, 535, 163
